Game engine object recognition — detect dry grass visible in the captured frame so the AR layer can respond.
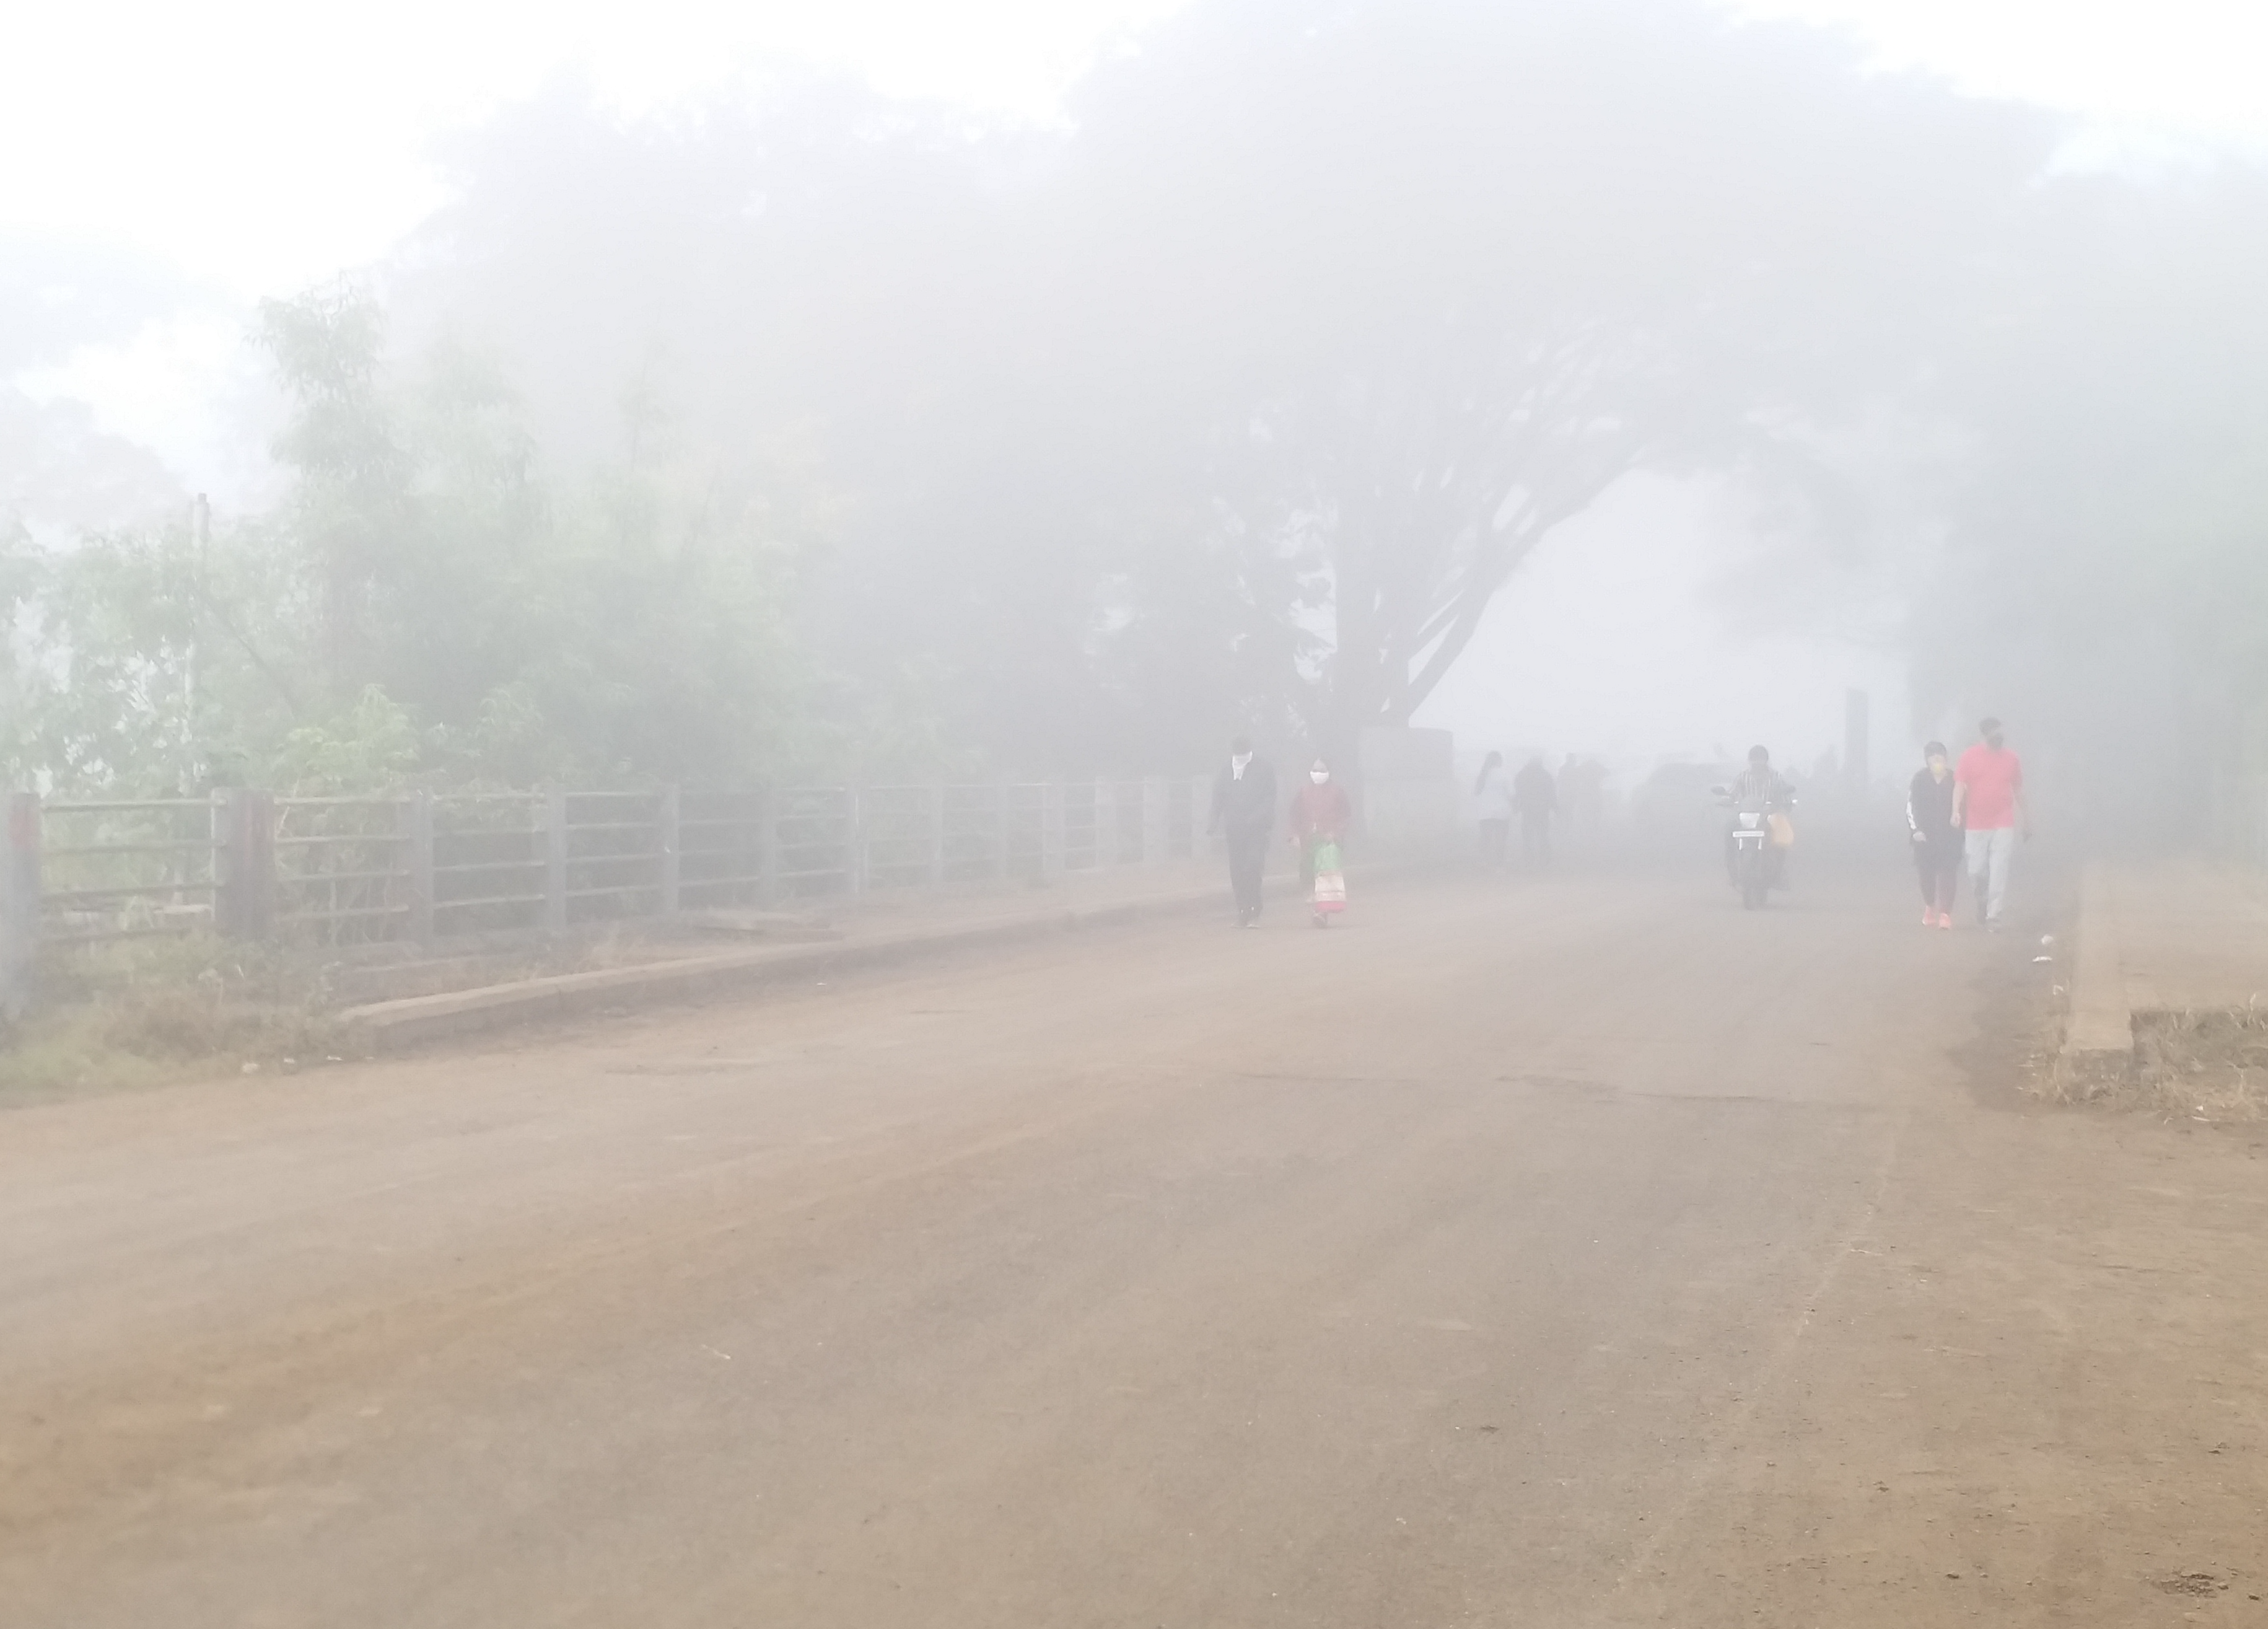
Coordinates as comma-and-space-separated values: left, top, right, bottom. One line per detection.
0, 921, 742, 1105
2035, 1003, 2268, 1120
2025, 1043, 2129, 1109
2132, 1005, 2268, 1122
0, 936, 344, 1105
2017, 947, 2268, 1120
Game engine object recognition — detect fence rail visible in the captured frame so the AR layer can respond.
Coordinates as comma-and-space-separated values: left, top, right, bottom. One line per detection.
0, 779, 1215, 981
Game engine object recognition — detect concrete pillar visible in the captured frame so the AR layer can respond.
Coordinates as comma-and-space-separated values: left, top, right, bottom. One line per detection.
1093, 779, 1116, 867
657, 784, 681, 916
756, 785, 780, 908
543, 788, 569, 933
1040, 783, 1064, 880
215, 788, 276, 940
1845, 688, 1870, 793
846, 788, 867, 902
1, 792, 40, 1017
405, 790, 436, 946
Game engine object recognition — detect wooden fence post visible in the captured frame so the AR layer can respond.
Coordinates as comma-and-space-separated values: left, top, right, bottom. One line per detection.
2, 793, 40, 1017
1143, 778, 1167, 866
543, 788, 569, 933
405, 790, 436, 947
215, 788, 275, 940
1193, 775, 1214, 860
657, 784, 681, 916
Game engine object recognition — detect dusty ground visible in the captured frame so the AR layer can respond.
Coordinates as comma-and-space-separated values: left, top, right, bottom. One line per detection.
2, 867, 2264, 1627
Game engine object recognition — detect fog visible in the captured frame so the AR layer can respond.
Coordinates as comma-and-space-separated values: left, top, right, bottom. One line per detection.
6, 0, 2267, 846
1415, 475, 1911, 781
15, 6, 2268, 1616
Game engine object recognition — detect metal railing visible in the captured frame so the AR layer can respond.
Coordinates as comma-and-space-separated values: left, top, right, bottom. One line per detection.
0, 779, 1217, 979
35, 799, 223, 943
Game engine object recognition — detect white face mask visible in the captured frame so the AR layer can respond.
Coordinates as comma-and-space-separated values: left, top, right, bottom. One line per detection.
1310, 770, 1328, 784
1232, 752, 1253, 771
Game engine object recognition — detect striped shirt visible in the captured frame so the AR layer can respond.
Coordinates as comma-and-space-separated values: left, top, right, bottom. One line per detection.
1725, 765, 1793, 809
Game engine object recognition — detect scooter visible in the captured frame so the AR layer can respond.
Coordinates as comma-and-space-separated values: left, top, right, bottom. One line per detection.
1712, 788, 1785, 910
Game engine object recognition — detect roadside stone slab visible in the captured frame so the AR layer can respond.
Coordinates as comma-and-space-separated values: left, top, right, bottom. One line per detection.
2062, 863, 2134, 1081
336, 882, 1264, 1053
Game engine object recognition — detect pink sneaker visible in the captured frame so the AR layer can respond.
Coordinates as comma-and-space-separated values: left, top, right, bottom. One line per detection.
1937, 911, 1953, 929
1922, 907, 1935, 926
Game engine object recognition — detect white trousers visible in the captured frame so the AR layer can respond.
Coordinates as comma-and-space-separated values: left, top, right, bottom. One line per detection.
1964, 826, 2016, 923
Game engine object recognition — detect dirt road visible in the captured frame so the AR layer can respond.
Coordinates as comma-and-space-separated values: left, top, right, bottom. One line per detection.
4, 870, 2264, 1626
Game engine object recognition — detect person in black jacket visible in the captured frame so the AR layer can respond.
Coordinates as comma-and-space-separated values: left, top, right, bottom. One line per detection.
1512, 756, 1558, 869
1907, 740, 1961, 929
1208, 735, 1279, 927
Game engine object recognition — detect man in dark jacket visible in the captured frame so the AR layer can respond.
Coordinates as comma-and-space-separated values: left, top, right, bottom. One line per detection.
1209, 735, 1278, 927
1512, 756, 1558, 869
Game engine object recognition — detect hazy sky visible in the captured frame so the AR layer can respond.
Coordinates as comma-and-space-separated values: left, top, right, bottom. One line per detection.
4, 0, 2263, 303
2, 1, 1181, 299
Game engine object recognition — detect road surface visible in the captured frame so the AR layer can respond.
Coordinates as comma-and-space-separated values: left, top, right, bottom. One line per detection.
4, 869, 2264, 1626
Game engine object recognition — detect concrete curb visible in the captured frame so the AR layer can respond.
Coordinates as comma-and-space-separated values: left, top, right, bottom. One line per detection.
336, 871, 1313, 1054
2062, 863, 2134, 1082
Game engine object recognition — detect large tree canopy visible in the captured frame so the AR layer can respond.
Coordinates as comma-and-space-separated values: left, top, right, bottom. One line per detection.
1049, 0, 2054, 753
398, 0, 2062, 771
11, 0, 2266, 829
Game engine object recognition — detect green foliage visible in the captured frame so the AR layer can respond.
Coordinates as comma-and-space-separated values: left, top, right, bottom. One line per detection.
5, 286, 814, 796
271, 685, 421, 795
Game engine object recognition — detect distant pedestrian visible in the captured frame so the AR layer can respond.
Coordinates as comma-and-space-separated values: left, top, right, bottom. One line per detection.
1513, 757, 1557, 868
1474, 752, 1512, 867
1290, 758, 1354, 928
1953, 718, 2027, 930
1562, 755, 1609, 843
1907, 740, 1961, 929
1209, 735, 1279, 928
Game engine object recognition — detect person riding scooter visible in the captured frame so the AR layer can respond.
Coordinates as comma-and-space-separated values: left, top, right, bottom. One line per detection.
1720, 745, 1796, 893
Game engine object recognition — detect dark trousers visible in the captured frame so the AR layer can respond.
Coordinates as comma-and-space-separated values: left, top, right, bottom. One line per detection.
1520, 812, 1551, 867
1226, 827, 1269, 918
1914, 839, 1960, 911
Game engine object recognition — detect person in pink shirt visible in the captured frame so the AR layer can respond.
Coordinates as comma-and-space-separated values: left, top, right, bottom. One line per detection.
1952, 716, 2028, 929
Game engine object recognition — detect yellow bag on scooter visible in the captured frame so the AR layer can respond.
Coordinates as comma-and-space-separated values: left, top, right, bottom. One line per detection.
1768, 812, 1795, 849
